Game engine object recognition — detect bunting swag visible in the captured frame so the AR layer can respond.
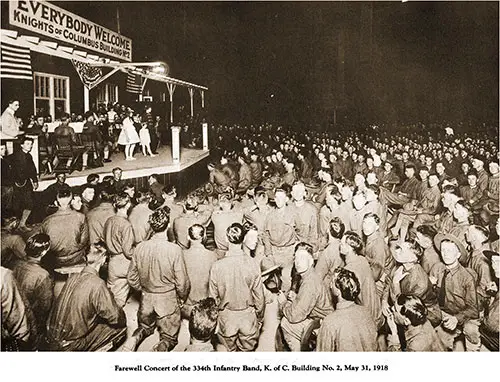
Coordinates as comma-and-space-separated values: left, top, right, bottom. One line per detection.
72, 59, 103, 89
0, 41, 33, 80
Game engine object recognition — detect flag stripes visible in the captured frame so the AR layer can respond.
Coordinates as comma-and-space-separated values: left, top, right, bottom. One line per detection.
126, 71, 143, 93
0, 41, 32, 80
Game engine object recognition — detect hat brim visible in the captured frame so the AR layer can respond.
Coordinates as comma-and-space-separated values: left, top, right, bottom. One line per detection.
483, 250, 499, 261
261, 264, 281, 277
434, 233, 468, 261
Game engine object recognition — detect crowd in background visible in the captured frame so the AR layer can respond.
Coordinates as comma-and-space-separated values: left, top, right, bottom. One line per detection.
1, 113, 499, 352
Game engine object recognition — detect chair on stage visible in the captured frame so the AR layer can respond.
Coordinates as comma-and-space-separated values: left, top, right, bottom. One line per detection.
79, 132, 103, 169
52, 135, 84, 174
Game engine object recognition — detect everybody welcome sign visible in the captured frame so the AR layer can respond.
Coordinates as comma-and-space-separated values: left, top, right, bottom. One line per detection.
9, 0, 133, 62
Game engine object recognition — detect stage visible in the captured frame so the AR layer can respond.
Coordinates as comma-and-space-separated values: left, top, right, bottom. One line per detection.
38, 145, 211, 193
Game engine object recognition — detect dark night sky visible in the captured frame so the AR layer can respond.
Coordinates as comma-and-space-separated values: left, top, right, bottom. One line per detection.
51, 1, 500, 124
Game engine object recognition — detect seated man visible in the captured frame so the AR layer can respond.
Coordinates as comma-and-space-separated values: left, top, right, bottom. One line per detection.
207, 162, 231, 196
385, 294, 445, 352
427, 185, 460, 235
184, 297, 218, 352
480, 250, 499, 351
481, 159, 499, 223
1, 216, 26, 269
317, 267, 378, 352
466, 225, 495, 312
53, 113, 87, 169
80, 111, 108, 168
46, 250, 127, 351
236, 154, 253, 194
278, 242, 334, 352
173, 197, 213, 250
414, 225, 442, 275
392, 173, 441, 241
430, 233, 481, 351
378, 161, 400, 192
382, 239, 442, 328
379, 163, 420, 208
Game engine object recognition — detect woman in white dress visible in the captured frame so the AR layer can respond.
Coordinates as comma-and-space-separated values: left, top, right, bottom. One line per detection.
117, 110, 140, 160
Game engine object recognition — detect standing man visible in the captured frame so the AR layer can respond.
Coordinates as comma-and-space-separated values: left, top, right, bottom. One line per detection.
290, 181, 319, 253
148, 173, 165, 201
211, 193, 243, 258
1, 266, 31, 351
128, 190, 153, 244
112, 167, 124, 194
126, 208, 190, 352
279, 243, 334, 351
86, 186, 116, 245
103, 193, 135, 307
0, 142, 14, 217
143, 106, 158, 154
6, 137, 38, 229
316, 217, 345, 287
363, 213, 393, 296
12, 234, 54, 349
182, 224, 218, 318
40, 188, 89, 268
341, 231, 384, 329
209, 223, 265, 352
262, 188, 297, 291
317, 268, 378, 352
0, 99, 23, 139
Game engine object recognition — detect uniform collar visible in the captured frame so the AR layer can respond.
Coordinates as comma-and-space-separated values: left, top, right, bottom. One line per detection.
366, 231, 383, 244
150, 232, 168, 241
405, 323, 426, 341
226, 247, 245, 257
336, 300, 355, 310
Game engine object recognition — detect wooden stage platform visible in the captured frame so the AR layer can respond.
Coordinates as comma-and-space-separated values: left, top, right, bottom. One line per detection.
38, 146, 211, 195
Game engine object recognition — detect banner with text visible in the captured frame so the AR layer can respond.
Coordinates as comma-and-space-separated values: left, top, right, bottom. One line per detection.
9, 0, 132, 62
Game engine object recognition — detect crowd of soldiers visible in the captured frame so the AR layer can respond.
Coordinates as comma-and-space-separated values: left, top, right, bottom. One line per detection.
1, 120, 499, 352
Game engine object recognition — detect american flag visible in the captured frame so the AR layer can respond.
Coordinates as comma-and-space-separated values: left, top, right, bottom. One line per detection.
72, 59, 103, 89
0, 41, 32, 80
126, 71, 143, 94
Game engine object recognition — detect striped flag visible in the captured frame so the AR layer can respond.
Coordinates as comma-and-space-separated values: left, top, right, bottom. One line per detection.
126, 71, 143, 93
0, 41, 32, 80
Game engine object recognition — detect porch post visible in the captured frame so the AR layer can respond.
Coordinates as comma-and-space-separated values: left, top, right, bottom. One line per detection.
188, 87, 194, 117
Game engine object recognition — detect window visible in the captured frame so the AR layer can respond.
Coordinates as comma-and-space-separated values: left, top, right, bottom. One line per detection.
96, 83, 118, 108
34, 72, 70, 120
